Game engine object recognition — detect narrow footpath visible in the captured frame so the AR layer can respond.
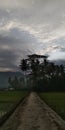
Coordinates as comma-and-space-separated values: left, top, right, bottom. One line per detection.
1, 92, 65, 130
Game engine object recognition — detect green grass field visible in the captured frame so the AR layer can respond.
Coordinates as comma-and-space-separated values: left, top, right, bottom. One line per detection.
0, 91, 27, 118
39, 92, 65, 120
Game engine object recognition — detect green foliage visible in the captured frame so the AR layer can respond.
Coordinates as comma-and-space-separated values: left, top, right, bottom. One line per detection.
0, 72, 22, 88
8, 76, 24, 90
39, 92, 65, 120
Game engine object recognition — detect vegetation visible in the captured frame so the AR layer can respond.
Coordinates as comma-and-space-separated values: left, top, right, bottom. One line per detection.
20, 54, 65, 92
8, 76, 23, 90
0, 72, 22, 88
0, 91, 27, 118
39, 92, 65, 120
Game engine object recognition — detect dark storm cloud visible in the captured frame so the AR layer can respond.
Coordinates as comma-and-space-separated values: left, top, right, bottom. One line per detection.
0, 49, 18, 70
0, 26, 39, 71
0, 27, 37, 45
0, 35, 18, 44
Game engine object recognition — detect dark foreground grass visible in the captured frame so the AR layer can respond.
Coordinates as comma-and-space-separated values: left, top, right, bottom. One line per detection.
0, 91, 27, 117
0, 91, 27, 102
39, 92, 65, 120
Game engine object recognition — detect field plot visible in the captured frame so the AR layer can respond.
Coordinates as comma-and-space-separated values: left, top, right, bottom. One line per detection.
39, 92, 65, 120
0, 91, 27, 118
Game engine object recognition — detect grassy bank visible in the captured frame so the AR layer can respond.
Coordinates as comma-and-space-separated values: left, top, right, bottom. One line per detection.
39, 92, 65, 120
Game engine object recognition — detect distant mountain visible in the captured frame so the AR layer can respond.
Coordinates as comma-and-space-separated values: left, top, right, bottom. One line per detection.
0, 71, 23, 88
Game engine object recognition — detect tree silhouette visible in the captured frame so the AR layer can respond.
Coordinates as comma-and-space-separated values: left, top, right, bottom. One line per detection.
20, 54, 65, 92
20, 59, 28, 86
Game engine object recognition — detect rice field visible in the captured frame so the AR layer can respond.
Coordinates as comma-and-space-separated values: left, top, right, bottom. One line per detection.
0, 91, 27, 118
39, 92, 65, 120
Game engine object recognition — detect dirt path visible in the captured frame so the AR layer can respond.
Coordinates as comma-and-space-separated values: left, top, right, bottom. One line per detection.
1, 92, 65, 130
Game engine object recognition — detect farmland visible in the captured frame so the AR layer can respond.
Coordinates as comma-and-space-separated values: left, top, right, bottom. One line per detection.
39, 92, 65, 120
0, 91, 27, 118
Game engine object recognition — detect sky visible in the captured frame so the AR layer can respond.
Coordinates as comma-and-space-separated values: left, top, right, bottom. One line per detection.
0, 0, 65, 71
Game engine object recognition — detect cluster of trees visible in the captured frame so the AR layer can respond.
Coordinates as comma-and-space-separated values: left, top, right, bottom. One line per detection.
20, 54, 65, 92
8, 76, 25, 90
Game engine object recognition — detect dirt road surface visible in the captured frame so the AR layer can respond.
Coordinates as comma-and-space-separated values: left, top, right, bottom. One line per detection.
1, 92, 65, 130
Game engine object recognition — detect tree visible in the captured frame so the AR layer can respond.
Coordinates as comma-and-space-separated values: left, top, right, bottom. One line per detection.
20, 54, 65, 92
20, 59, 28, 71
20, 54, 48, 91
8, 77, 12, 85
8, 76, 22, 90
8, 77, 12, 89
20, 59, 28, 86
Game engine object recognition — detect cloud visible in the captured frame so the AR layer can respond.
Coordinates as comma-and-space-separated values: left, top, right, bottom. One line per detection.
0, 49, 18, 71
0, 0, 34, 8
0, 23, 40, 71
0, 0, 65, 71
49, 50, 65, 61
54, 60, 65, 65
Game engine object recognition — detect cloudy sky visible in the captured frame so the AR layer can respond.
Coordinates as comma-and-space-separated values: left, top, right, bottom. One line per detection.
0, 0, 65, 71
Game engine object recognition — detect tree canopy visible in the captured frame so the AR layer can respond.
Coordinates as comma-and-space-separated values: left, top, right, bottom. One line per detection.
20, 54, 65, 92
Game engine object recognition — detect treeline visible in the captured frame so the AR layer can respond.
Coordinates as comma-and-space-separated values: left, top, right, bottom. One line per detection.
8, 76, 25, 90
20, 54, 65, 92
